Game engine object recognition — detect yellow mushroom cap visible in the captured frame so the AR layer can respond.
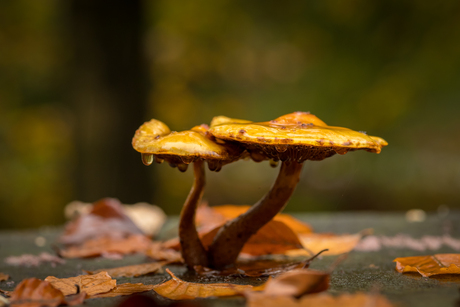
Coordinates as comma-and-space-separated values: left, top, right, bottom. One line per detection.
209, 112, 387, 162
132, 120, 244, 171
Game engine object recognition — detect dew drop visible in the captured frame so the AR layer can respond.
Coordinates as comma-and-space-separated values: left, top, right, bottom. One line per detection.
250, 151, 266, 162
181, 156, 194, 164
269, 159, 279, 168
207, 160, 219, 171
169, 162, 177, 168
177, 163, 188, 172
155, 157, 164, 164
141, 153, 153, 166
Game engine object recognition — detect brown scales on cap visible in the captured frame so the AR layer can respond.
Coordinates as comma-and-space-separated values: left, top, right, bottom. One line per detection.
132, 119, 244, 268
206, 112, 387, 269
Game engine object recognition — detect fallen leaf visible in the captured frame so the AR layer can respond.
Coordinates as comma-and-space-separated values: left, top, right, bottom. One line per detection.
246, 292, 394, 307
196, 204, 312, 234
65, 200, 166, 237
4, 252, 65, 267
286, 232, 363, 256
59, 234, 151, 258
394, 253, 460, 277
89, 283, 156, 298
200, 220, 303, 256
145, 242, 183, 263
85, 262, 165, 277
152, 268, 263, 300
9, 278, 66, 307
45, 271, 116, 296
59, 198, 144, 246
0, 273, 9, 281
263, 269, 329, 297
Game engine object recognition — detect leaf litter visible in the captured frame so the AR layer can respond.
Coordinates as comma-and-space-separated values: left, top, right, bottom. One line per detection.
84, 261, 166, 278
394, 253, 460, 277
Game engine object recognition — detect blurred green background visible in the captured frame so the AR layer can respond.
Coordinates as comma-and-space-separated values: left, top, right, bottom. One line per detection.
1, 0, 459, 229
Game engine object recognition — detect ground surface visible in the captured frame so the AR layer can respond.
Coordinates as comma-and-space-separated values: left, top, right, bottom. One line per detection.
1, 211, 459, 306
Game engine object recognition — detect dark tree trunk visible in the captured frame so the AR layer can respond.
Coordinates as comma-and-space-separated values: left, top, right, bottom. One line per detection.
68, 0, 152, 203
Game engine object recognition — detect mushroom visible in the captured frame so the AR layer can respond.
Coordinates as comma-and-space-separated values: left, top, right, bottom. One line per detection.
132, 119, 243, 268
206, 111, 387, 268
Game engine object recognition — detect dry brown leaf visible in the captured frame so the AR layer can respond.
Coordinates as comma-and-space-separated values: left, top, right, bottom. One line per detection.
152, 268, 264, 300
59, 234, 151, 258
0, 273, 9, 282
145, 242, 183, 263
4, 253, 65, 267
196, 204, 312, 234
246, 292, 394, 307
286, 232, 363, 256
89, 283, 156, 298
394, 253, 460, 277
263, 269, 329, 297
85, 262, 165, 277
45, 271, 116, 296
59, 198, 144, 246
199, 220, 303, 256
9, 278, 66, 307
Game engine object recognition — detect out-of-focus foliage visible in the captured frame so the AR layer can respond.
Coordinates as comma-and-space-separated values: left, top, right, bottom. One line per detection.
1, 0, 460, 228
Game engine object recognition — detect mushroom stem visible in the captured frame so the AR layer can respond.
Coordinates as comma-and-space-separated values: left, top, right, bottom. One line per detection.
208, 160, 303, 269
179, 159, 209, 269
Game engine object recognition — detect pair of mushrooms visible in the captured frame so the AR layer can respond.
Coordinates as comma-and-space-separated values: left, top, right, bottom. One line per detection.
132, 112, 387, 270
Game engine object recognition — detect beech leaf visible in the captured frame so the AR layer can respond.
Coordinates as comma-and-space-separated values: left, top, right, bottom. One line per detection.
85, 262, 165, 277
89, 283, 156, 298
246, 292, 394, 307
394, 253, 460, 277
44, 271, 116, 296
59, 234, 151, 258
145, 242, 184, 263
9, 278, 66, 307
152, 268, 264, 300
263, 269, 329, 297
0, 273, 9, 282
286, 232, 363, 256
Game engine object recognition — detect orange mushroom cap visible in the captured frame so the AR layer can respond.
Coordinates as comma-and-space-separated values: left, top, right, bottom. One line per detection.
132, 119, 243, 171
209, 111, 387, 163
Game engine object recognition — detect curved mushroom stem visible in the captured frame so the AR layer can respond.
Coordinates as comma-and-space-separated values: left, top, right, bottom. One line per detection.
179, 159, 209, 269
207, 160, 303, 269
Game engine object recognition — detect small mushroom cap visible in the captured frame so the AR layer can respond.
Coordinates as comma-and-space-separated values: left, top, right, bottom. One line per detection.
209, 112, 387, 162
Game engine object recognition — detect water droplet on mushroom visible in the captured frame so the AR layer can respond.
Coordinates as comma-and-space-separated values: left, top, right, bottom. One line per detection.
334, 148, 349, 155
207, 160, 219, 171
275, 145, 288, 153
155, 157, 164, 164
250, 151, 266, 162
141, 153, 153, 166
181, 156, 194, 164
169, 162, 177, 168
177, 163, 188, 172
269, 159, 279, 168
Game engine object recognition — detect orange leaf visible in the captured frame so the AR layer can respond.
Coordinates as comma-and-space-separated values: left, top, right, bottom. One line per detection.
196, 204, 312, 234
89, 283, 156, 298
286, 232, 363, 256
0, 273, 9, 282
394, 253, 460, 277
263, 269, 329, 297
59, 234, 151, 258
9, 278, 66, 307
153, 268, 263, 300
200, 220, 303, 256
246, 292, 394, 307
44, 272, 116, 296
85, 262, 165, 277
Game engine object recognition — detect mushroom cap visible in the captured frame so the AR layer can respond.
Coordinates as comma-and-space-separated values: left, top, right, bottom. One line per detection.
133, 120, 244, 170
209, 111, 387, 162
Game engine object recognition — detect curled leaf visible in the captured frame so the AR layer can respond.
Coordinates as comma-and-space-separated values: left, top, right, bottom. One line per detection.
89, 283, 156, 298
263, 269, 329, 297
9, 278, 66, 307
59, 234, 151, 258
44, 272, 116, 296
85, 262, 165, 278
287, 232, 363, 256
153, 269, 263, 300
394, 253, 460, 277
